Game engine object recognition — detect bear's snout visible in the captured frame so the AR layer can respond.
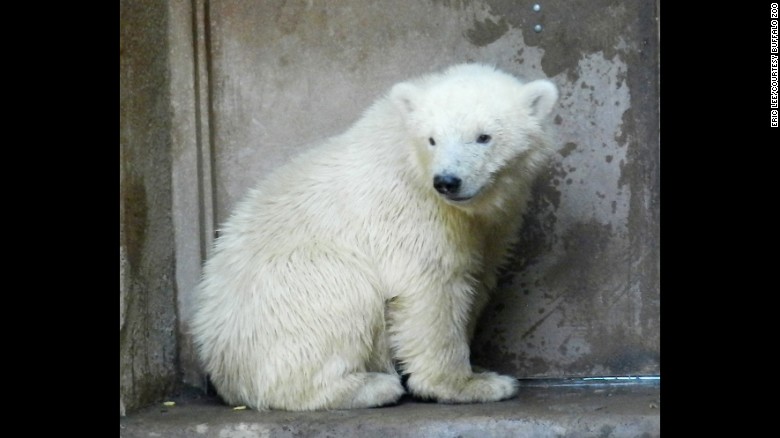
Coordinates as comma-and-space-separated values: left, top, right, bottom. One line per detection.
433, 174, 462, 196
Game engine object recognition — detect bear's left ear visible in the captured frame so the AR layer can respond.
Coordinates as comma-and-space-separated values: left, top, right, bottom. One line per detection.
389, 82, 420, 117
519, 80, 558, 119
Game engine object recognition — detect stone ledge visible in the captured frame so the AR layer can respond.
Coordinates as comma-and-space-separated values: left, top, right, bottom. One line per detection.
119, 380, 660, 437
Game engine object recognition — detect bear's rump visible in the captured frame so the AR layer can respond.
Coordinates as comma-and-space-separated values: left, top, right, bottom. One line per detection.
199, 245, 388, 406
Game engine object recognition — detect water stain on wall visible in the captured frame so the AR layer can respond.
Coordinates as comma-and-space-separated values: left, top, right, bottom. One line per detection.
483, 0, 632, 80
466, 17, 509, 47
121, 174, 147, 276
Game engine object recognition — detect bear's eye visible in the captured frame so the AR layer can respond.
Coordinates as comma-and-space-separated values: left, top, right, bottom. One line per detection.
428, 137, 436, 146
476, 134, 492, 144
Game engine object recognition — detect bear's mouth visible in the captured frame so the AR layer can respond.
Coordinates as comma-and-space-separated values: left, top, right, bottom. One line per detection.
439, 189, 481, 204
443, 195, 474, 203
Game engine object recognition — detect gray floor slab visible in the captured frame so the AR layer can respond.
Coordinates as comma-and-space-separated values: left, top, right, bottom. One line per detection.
119, 380, 660, 437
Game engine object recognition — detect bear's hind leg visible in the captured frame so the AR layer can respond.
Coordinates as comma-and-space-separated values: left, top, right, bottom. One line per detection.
346, 372, 405, 408
262, 247, 404, 410
299, 371, 404, 410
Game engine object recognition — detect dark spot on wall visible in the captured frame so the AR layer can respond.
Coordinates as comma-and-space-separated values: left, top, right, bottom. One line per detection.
554, 114, 563, 125
601, 342, 659, 375
486, 0, 634, 80
430, 0, 469, 10
471, 339, 519, 374
275, 1, 305, 35
465, 17, 509, 47
548, 221, 617, 318
559, 142, 577, 158
492, 161, 564, 295
120, 158, 148, 274
534, 162, 565, 213
615, 108, 635, 149
605, 155, 613, 163
122, 175, 147, 275
617, 159, 628, 189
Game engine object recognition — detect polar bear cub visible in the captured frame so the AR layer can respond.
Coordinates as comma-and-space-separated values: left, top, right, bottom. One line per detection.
190, 63, 558, 411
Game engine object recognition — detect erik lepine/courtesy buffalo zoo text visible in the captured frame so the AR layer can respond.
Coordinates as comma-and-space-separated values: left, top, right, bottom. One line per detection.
772, 3, 779, 126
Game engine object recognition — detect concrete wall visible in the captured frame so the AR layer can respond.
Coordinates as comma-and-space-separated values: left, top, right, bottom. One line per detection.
119, 0, 179, 415
192, 0, 660, 380
120, 0, 659, 413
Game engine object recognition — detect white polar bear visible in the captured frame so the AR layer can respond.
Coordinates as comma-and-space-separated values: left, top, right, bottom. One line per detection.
190, 63, 558, 411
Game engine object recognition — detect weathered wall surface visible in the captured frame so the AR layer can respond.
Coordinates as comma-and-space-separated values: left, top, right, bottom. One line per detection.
181, 0, 659, 380
469, 0, 661, 377
119, 0, 179, 415
118, 0, 658, 414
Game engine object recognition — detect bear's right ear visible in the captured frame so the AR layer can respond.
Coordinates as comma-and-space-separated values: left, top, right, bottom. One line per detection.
389, 82, 420, 116
519, 79, 559, 119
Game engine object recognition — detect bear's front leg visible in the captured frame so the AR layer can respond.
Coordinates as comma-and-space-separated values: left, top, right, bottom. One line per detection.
386, 279, 519, 403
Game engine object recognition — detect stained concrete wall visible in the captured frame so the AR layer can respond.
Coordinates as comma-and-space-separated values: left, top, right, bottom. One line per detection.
469, 0, 661, 377
119, 0, 178, 415
188, 0, 660, 380
120, 0, 659, 414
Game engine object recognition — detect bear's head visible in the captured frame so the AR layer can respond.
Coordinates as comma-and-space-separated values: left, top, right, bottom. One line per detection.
390, 64, 558, 212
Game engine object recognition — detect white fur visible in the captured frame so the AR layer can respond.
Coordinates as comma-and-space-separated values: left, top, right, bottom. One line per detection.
190, 63, 558, 411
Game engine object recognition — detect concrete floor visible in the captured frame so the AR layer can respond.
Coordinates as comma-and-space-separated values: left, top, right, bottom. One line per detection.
119, 379, 660, 437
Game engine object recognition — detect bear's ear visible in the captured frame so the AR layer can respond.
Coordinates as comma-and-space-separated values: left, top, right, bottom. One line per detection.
519, 79, 558, 119
389, 82, 420, 116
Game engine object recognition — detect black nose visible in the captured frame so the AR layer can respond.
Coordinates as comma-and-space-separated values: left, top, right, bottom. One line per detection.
433, 174, 461, 195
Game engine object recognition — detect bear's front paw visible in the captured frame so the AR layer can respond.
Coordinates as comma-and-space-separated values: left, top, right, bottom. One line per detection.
347, 372, 406, 409
455, 372, 519, 403
434, 372, 519, 404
